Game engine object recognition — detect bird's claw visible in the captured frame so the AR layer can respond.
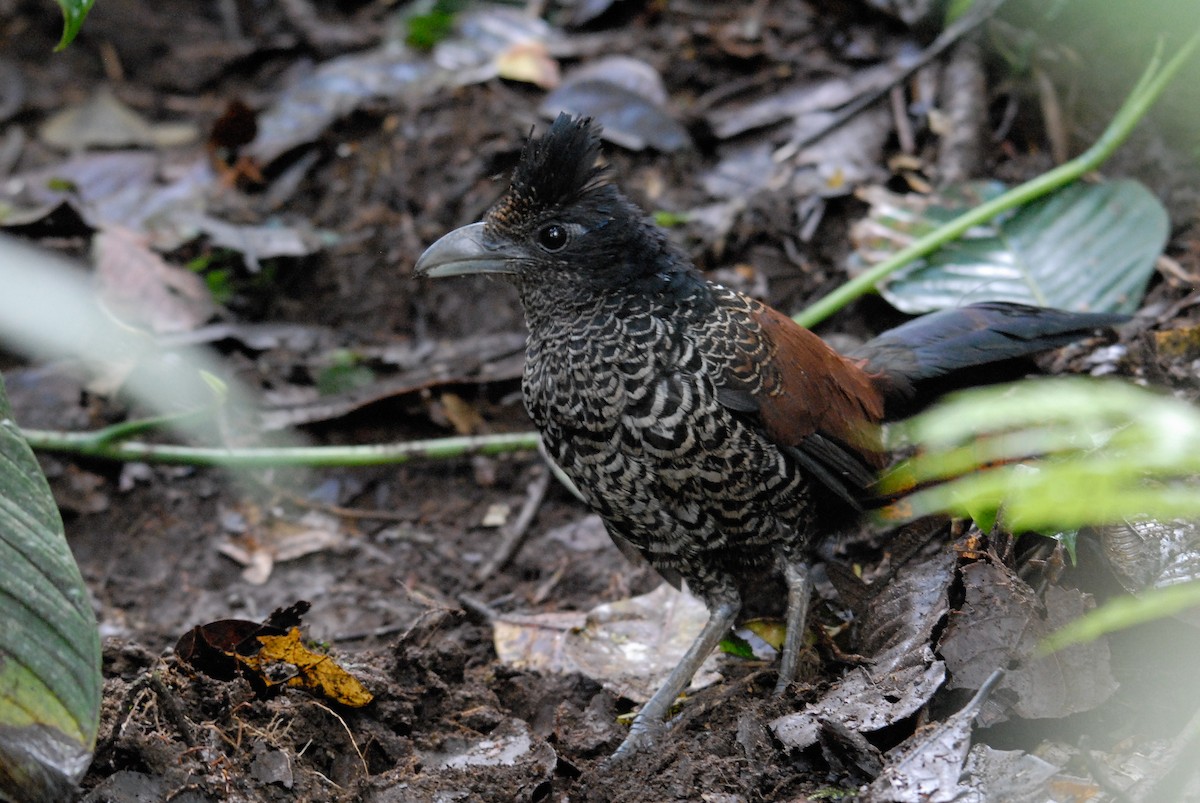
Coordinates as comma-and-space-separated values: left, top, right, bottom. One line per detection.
608, 718, 661, 761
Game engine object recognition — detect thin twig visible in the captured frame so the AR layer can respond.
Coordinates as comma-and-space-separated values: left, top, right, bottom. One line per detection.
149, 671, 196, 748
306, 698, 368, 779
458, 593, 499, 621
269, 485, 421, 524
330, 621, 412, 643
531, 556, 569, 605
476, 466, 552, 581
1079, 736, 1137, 803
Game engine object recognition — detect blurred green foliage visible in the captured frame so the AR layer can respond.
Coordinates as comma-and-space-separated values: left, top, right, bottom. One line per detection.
54, 0, 95, 51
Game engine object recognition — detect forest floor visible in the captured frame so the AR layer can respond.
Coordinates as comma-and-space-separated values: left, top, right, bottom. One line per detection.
3, 0, 1200, 800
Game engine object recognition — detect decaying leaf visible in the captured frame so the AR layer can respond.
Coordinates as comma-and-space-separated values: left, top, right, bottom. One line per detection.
421, 718, 554, 771
492, 583, 723, 703
937, 560, 1118, 724
438, 392, 486, 435
92, 226, 215, 334
958, 745, 1063, 803
1153, 324, 1200, 362
217, 509, 348, 585
1094, 517, 1200, 628
860, 670, 1058, 802
249, 628, 373, 707
408, 719, 557, 799
172, 213, 329, 271
245, 48, 434, 166
705, 52, 915, 140
696, 105, 889, 246
2, 150, 329, 265
495, 42, 559, 89
1, 152, 211, 243
540, 56, 688, 152
492, 611, 587, 675
39, 87, 198, 150
175, 601, 310, 683
862, 672, 1002, 802
436, 8, 561, 88
772, 537, 956, 750
257, 331, 527, 431
175, 601, 372, 707
248, 8, 560, 166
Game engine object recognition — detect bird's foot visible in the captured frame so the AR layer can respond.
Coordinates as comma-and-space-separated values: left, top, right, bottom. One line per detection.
608, 717, 661, 761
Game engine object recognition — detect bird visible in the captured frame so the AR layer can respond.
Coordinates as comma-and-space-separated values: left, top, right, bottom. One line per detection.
414, 113, 1127, 757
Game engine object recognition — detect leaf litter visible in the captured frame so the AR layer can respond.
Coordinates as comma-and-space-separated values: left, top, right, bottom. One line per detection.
772, 524, 955, 752
938, 560, 1118, 724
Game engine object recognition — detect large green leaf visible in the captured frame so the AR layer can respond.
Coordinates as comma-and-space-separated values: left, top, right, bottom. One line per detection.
0, 373, 100, 801
853, 179, 1167, 314
883, 378, 1200, 531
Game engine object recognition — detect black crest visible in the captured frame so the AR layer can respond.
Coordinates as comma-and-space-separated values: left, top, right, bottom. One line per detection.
492, 114, 607, 227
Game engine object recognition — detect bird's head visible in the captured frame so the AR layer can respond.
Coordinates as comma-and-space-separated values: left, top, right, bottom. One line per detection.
414, 114, 687, 298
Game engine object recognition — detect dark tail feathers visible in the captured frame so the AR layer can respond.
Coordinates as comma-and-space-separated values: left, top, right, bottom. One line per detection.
853, 302, 1127, 413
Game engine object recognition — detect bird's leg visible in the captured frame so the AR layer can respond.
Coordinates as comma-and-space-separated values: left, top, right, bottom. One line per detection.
774, 556, 811, 695
612, 589, 741, 758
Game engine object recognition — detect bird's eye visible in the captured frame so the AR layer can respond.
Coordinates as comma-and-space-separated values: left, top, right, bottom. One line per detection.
537, 223, 568, 252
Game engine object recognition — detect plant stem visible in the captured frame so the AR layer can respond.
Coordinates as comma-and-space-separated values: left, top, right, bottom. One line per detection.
21, 427, 541, 468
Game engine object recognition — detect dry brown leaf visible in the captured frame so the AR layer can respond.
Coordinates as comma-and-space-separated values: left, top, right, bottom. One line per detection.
92, 225, 214, 333
495, 42, 559, 89
40, 87, 198, 149
217, 510, 347, 585
1154, 324, 1200, 362
440, 392, 485, 435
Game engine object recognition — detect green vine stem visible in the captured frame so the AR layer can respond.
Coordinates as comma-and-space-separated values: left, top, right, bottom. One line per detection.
21, 427, 541, 467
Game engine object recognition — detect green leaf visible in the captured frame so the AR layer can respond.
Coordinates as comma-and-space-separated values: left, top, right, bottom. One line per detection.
857, 179, 1167, 315
884, 378, 1200, 531
198, 370, 229, 403
943, 0, 978, 25
653, 210, 690, 228
202, 268, 234, 304
884, 379, 1200, 653
963, 503, 997, 534
405, 0, 466, 50
54, 0, 96, 52
718, 634, 755, 660
1052, 529, 1079, 565
317, 351, 375, 396
0, 373, 101, 799
1040, 581, 1200, 655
